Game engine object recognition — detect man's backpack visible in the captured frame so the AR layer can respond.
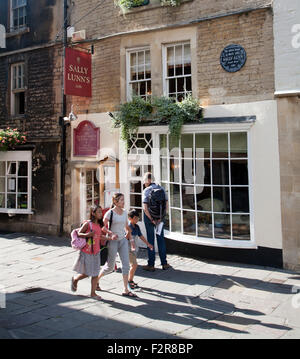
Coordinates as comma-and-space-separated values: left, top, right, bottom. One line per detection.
148, 186, 166, 221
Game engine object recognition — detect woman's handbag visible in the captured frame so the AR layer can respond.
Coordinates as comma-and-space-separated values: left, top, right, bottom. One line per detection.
71, 221, 92, 251
100, 210, 113, 265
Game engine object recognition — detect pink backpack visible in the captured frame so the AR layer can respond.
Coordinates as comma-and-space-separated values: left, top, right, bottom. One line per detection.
71, 221, 92, 250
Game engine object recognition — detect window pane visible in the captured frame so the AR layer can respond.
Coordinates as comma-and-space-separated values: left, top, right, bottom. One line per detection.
86, 185, 92, 200
212, 160, 229, 185
131, 66, 137, 81
0, 162, 5, 176
213, 187, 229, 212
18, 161, 28, 176
170, 184, 180, 208
212, 133, 228, 158
177, 77, 184, 93
182, 158, 194, 184
183, 211, 196, 235
183, 44, 191, 64
230, 132, 247, 158
7, 194, 16, 209
232, 214, 250, 240
130, 180, 141, 193
195, 134, 210, 158
7, 162, 17, 175
231, 160, 248, 185
214, 213, 231, 239
231, 187, 249, 213
0, 178, 5, 192
196, 186, 211, 211
182, 185, 195, 210
198, 212, 212, 238
130, 194, 141, 207
181, 134, 193, 158
167, 46, 174, 66
0, 194, 4, 208
130, 165, 141, 177
185, 76, 192, 92
18, 178, 27, 192
195, 160, 210, 185
130, 52, 136, 67
161, 158, 168, 181
171, 208, 181, 233
170, 158, 180, 182
17, 194, 27, 209
168, 78, 176, 94
160, 134, 168, 156
169, 136, 179, 157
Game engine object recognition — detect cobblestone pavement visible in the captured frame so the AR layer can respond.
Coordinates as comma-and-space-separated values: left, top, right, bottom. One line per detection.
0, 232, 300, 339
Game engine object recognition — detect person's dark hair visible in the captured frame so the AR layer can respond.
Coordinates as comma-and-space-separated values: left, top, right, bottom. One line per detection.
89, 204, 104, 226
128, 209, 140, 219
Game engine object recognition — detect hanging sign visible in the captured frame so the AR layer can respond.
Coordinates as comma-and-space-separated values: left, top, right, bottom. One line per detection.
73, 120, 99, 157
220, 44, 247, 73
65, 47, 92, 97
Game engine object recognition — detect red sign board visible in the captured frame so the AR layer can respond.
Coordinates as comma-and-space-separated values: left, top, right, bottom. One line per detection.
65, 48, 92, 97
73, 121, 99, 157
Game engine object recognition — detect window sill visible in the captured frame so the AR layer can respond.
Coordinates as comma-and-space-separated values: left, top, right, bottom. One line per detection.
0, 209, 33, 215
165, 230, 257, 249
10, 114, 26, 120
119, 0, 192, 14
6, 27, 30, 38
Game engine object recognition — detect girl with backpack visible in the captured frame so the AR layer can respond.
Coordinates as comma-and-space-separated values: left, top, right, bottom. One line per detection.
71, 205, 117, 300
96, 193, 138, 298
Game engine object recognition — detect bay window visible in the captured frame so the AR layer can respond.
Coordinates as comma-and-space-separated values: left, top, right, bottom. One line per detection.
160, 131, 251, 244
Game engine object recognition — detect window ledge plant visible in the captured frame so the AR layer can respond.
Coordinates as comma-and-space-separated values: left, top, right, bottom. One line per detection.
110, 96, 203, 146
0, 128, 27, 152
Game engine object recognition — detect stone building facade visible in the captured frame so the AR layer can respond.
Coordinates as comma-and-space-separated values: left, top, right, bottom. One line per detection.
1, 0, 299, 271
0, 0, 64, 234
63, 0, 298, 269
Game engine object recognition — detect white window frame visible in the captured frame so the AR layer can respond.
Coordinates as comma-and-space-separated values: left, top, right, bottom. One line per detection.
126, 47, 151, 101
10, 0, 27, 31
0, 151, 32, 214
11, 62, 25, 116
162, 42, 192, 100
80, 168, 100, 223
132, 123, 256, 249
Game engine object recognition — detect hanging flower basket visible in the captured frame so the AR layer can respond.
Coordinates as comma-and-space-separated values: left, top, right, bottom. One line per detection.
0, 128, 27, 152
110, 96, 203, 147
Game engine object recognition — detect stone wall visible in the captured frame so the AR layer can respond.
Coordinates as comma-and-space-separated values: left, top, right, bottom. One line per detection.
277, 96, 300, 271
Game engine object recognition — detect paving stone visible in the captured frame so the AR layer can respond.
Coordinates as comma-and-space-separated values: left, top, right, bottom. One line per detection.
1, 233, 300, 339
9, 324, 59, 339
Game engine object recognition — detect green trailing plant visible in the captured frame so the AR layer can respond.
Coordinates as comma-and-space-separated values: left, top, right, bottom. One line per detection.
0, 127, 27, 151
116, 0, 149, 12
116, 0, 180, 12
110, 95, 203, 146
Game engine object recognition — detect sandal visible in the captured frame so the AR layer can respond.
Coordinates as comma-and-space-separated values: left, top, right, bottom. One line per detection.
91, 294, 102, 301
71, 277, 77, 292
128, 281, 139, 289
95, 284, 102, 292
122, 291, 138, 298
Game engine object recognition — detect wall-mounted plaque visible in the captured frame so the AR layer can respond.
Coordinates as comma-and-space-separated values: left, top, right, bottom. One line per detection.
220, 44, 247, 73
73, 120, 100, 157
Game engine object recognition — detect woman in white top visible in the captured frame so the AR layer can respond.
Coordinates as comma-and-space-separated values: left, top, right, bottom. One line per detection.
97, 193, 138, 297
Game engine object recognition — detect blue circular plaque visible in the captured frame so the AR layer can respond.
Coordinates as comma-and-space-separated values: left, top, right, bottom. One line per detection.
220, 44, 247, 73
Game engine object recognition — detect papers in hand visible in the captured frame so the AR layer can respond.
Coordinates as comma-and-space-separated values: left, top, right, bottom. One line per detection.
155, 222, 163, 236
